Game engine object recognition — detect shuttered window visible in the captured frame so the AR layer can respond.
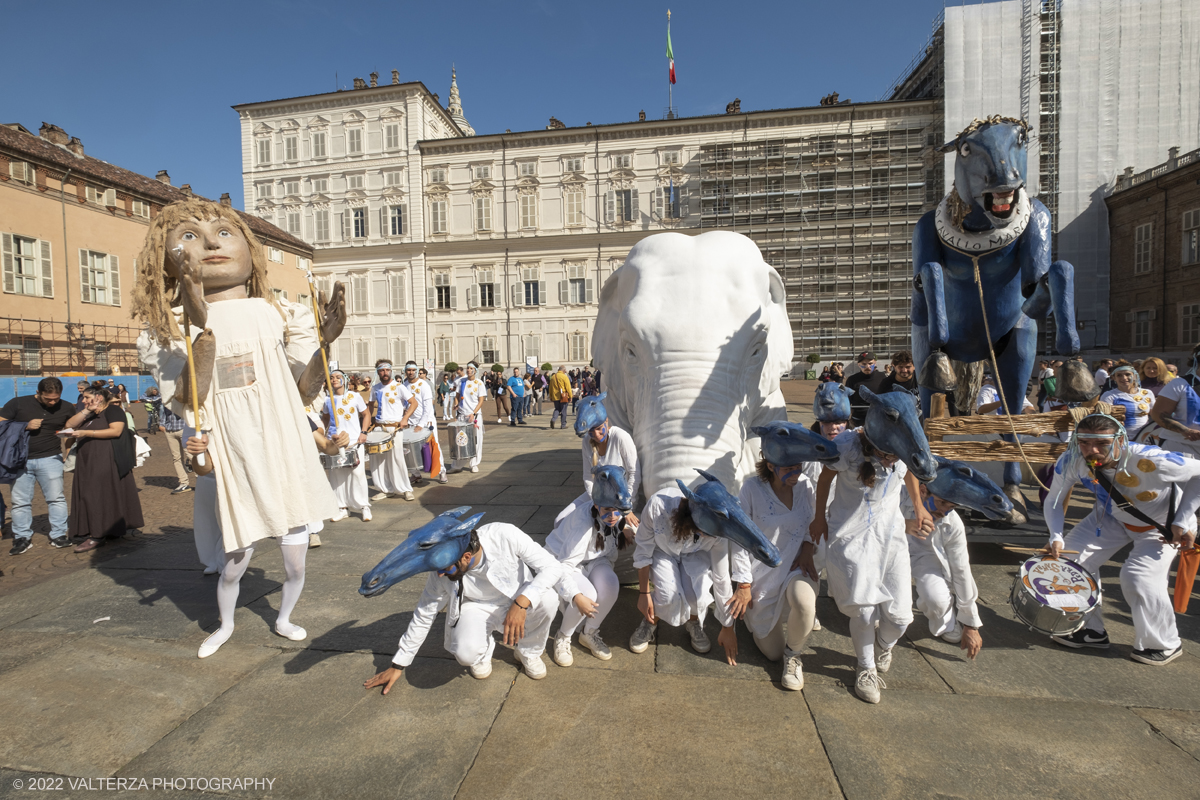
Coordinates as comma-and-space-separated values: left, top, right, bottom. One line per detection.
79, 249, 121, 306
388, 273, 406, 312
2, 233, 52, 298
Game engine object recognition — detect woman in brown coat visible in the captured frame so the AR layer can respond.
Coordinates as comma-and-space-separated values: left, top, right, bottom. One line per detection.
67, 387, 144, 552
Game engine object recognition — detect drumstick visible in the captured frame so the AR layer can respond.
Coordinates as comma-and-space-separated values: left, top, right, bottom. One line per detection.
1002, 545, 1079, 555
304, 267, 338, 442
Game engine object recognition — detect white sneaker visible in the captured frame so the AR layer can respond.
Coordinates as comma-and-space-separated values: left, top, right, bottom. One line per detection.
855, 667, 886, 704
469, 465, 478, 473
497, 417, 505, 424
812, 617, 822, 632
781, 647, 804, 691
361, 507, 372, 522
875, 642, 893, 674
630, 619, 657, 653
684, 618, 711, 654
330, 508, 349, 522
469, 658, 492, 680
370, 491, 391, 501
552, 633, 574, 667
940, 624, 963, 645
307, 534, 322, 549
198, 628, 233, 659
403, 491, 415, 501
579, 629, 612, 661
518, 651, 547, 680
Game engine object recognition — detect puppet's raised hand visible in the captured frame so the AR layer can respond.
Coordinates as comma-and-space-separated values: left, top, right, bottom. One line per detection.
169, 244, 208, 330
319, 282, 347, 344
173, 329, 215, 409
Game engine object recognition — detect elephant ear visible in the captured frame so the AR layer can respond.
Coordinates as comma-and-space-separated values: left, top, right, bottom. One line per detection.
858, 386, 880, 405
675, 479, 697, 502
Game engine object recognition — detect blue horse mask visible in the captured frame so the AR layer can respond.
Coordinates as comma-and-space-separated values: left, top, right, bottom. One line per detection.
591, 464, 632, 512
926, 456, 1013, 520
575, 392, 609, 437
676, 470, 781, 567
813, 382, 852, 422
859, 386, 937, 482
359, 506, 485, 597
751, 420, 839, 467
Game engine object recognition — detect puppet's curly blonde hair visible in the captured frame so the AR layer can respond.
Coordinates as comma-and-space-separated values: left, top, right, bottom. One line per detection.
131, 199, 279, 343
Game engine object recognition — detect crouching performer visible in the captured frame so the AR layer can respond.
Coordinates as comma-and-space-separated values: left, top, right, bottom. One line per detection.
546, 465, 635, 666
361, 507, 566, 693
734, 421, 840, 691
810, 387, 937, 704
630, 470, 782, 664
1044, 413, 1200, 664
905, 457, 1013, 659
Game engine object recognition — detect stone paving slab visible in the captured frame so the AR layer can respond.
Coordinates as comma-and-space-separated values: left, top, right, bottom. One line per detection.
0, 629, 83, 675
0, 770, 212, 800
0, 636, 277, 779
1132, 708, 1200, 760
805, 686, 1200, 799
456, 669, 843, 800
0, 569, 117, 631
121, 652, 515, 800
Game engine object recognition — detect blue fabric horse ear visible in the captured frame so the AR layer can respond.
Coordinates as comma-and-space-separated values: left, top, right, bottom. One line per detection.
858, 386, 880, 405
695, 468, 721, 484
675, 478, 696, 502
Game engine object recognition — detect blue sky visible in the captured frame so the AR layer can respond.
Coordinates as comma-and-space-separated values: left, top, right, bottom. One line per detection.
3, 0, 956, 207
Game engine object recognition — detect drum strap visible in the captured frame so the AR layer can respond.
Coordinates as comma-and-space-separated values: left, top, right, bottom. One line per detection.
1089, 467, 1176, 542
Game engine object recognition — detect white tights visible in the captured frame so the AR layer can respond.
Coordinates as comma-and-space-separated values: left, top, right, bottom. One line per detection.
848, 605, 908, 670
557, 560, 620, 638
206, 533, 308, 650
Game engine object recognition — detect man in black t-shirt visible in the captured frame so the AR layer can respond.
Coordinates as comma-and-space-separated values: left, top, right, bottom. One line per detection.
880, 351, 920, 410
0, 377, 74, 554
846, 352, 888, 426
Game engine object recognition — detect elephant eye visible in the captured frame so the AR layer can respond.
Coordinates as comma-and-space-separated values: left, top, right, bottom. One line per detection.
959, 142, 971, 158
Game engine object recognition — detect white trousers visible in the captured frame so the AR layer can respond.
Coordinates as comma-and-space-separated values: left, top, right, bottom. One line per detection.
451, 414, 483, 470
446, 586, 558, 665
1065, 511, 1180, 651
193, 474, 223, 572
441, 396, 455, 420
327, 445, 370, 512
557, 559, 620, 637
368, 443, 413, 495
912, 561, 957, 640
651, 550, 713, 627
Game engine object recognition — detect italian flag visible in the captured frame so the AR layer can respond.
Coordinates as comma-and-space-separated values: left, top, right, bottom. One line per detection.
666, 23, 676, 84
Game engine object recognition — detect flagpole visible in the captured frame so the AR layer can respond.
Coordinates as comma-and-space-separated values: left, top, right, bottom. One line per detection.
667, 10, 672, 114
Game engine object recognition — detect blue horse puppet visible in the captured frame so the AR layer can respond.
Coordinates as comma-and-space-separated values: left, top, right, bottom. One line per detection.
750, 420, 840, 466
677, 469, 782, 567
859, 387, 938, 482
925, 456, 1013, 520
575, 392, 608, 437
359, 506, 485, 597
912, 116, 1080, 504
813, 382, 852, 422
591, 464, 632, 512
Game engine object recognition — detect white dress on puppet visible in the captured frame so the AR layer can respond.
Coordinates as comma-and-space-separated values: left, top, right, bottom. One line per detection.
632, 487, 736, 628
138, 298, 338, 552
369, 379, 414, 495
823, 429, 912, 622
733, 475, 816, 638
901, 495, 982, 640
324, 390, 370, 512
582, 425, 641, 499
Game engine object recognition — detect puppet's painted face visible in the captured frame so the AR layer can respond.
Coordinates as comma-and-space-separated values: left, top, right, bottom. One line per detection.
164, 217, 253, 299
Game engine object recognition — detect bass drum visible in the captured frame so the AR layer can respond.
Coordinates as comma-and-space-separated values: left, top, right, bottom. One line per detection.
1009, 555, 1102, 636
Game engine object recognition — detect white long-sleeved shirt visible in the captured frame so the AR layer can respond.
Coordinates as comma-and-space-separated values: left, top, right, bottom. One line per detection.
392, 523, 565, 667
582, 425, 640, 500
545, 494, 622, 602
901, 497, 982, 629
1044, 442, 1200, 544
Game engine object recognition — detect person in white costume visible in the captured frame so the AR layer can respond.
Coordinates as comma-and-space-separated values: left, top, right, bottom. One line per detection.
809, 424, 932, 705
902, 486, 983, 659
321, 370, 371, 522
133, 199, 342, 659
368, 360, 417, 501
1100, 365, 1155, 440
1044, 413, 1200, 665
1143, 343, 1200, 460
629, 486, 744, 663
733, 456, 818, 691
450, 362, 486, 474
402, 361, 448, 485
364, 521, 566, 689
575, 392, 641, 527
545, 465, 635, 666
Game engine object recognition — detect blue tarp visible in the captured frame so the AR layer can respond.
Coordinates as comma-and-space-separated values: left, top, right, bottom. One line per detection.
0, 376, 160, 406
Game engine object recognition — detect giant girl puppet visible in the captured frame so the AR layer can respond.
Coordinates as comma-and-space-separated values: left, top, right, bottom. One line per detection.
134, 198, 343, 659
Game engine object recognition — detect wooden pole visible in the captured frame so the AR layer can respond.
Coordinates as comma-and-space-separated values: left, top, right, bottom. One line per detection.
180, 309, 204, 467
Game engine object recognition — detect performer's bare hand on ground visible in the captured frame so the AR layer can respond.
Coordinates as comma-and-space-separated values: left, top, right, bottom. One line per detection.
960, 627, 982, 660
717, 625, 738, 666
503, 599, 528, 645
364, 666, 403, 695
637, 592, 656, 624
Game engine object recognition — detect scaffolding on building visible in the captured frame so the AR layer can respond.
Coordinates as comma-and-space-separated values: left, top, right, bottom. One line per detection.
0, 317, 145, 376
697, 117, 940, 361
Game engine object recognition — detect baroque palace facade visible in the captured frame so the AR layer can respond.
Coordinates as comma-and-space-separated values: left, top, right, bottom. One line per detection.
236, 72, 940, 372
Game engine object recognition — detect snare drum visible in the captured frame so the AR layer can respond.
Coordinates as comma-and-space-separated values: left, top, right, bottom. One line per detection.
448, 420, 477, 461
400, 428, 427, 471
320, 447, 361, 470
365, 428, 396, 455
1009, 556, 1102, 636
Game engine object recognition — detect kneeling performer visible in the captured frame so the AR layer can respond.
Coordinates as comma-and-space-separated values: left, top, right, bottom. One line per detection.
546, 465, 635, 666
1044, 413, 1200, 664
361, 508, 565, 692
